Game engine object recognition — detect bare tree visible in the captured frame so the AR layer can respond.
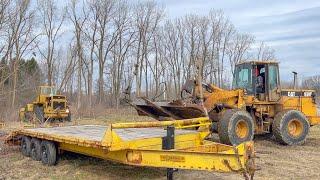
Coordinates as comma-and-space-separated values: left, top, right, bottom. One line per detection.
83, 0, 99, 109
69, 0, 89, 115
133, 0, 163, 97
256, 41, 276, 61
227, 33, 254, 76
6, 0, 37, 108
110, 0, 135, 108
37, 0, 66, 86
88, 0, 117, 104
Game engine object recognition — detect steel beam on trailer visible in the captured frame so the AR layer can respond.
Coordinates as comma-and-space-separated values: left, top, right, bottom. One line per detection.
162, 126, 176, 180
111, 117, 210, 129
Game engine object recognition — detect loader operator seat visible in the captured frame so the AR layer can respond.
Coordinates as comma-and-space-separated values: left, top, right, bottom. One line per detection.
256, 67, 265, 94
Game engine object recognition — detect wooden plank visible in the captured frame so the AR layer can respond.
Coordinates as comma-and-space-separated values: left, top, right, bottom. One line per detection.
24, 125, 198, 142
26, 125, 107, 142
114, 128, 197, 141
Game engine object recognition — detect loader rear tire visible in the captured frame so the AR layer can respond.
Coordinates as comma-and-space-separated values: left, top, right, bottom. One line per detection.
218, 109, 254, 145
272, 110, 309, 145
21, 136, 31, 157
41, 141, 57, 166
30, 138, 42, 161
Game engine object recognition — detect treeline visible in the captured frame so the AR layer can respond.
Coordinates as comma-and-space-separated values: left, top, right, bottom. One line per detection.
0, 0, 277, 118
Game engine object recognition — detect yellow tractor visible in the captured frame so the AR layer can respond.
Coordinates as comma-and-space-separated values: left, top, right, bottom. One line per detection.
131, 61, 320, 145
19, 86, 71, 123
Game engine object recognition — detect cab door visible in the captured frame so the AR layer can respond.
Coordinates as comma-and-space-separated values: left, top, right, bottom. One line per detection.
267, 64, 281, 101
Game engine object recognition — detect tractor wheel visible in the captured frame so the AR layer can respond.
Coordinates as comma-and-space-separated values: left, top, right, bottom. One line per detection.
218, 109, 254, 145
25, 112, 33, 122
21, 136, 31, 157
41, 140, 57, 166
272, 110, 310, 145
30, 138, 42, 161
34, 106, 45, 123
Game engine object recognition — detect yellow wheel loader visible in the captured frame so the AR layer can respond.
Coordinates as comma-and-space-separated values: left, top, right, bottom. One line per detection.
19, 86, 71, 124
130, 61, 320, 146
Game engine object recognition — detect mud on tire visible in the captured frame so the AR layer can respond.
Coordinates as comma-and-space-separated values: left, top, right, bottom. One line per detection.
41, 140, 57, 166
272, 110, 310, 145
30, 138, 42, 161
218, 109, 254, 145
21, 136, 31, 157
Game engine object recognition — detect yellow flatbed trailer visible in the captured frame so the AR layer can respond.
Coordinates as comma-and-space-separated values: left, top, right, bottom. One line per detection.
5, 117, 255, 179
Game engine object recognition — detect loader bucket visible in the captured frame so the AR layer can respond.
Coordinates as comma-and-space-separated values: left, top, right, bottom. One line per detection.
131, 97, 206, 121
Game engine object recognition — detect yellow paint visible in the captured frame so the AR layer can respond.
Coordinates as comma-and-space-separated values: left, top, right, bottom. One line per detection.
58, 140, 253, 172
19, 85, 70, 122
7, 118, 255, 174
287, 119, 303, 137
235, 120, 249, 139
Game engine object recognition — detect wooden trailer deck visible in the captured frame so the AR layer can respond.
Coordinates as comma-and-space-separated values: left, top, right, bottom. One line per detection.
18, 125, 198, 144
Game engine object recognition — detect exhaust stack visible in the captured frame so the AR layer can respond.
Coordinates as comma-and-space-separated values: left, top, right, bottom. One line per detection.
292, 71, 298, 89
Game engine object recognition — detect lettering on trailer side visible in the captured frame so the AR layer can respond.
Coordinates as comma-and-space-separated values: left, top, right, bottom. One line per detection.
160, 155, 185, 162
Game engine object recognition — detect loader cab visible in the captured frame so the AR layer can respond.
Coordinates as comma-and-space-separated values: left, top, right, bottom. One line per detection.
233, 61, 281, 101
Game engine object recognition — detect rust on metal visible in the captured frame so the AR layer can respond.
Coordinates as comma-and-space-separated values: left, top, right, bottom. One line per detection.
140, 97, 183, 120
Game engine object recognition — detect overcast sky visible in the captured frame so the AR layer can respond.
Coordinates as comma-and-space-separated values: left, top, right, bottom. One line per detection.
157, 0, 320, 80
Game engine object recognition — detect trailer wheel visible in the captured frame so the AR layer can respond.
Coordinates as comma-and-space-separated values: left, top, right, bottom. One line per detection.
272, 110, 310, 145
41, 141, 57, 166
30, 138, 42, 161
218, 109, 254, 145
21, 136, 31, 157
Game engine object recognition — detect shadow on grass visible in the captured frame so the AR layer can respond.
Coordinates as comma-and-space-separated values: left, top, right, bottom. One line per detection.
58, 151, 165, 179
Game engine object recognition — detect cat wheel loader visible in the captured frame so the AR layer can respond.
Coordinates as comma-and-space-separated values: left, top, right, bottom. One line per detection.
19, 86, 71, 124
130, 61, 320, 146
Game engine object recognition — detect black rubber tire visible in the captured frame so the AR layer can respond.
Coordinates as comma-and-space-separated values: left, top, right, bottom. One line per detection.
21, 136, 32, 157
34, 105, 45, 123
272, 110, 310, 145
218, 109, 254, 145
30, 138, 42, 161
41, 140, 57, 166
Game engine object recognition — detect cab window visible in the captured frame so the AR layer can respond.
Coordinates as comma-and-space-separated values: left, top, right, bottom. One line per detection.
233, 65, 253, 93
269, 65, 278, 90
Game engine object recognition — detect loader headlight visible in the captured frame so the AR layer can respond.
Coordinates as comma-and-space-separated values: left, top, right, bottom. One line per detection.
66, 109, 69, 113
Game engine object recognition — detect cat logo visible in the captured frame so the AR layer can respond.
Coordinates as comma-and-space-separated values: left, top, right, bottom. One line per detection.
288, 92, 295, 97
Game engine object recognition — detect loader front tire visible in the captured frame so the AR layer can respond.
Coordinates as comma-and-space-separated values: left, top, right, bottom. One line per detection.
218, 109, 254, 145
41, 140, 57, 166
272, 110, 309, 145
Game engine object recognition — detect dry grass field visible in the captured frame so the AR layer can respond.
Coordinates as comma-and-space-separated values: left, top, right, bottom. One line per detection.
1, 108, 320, 180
